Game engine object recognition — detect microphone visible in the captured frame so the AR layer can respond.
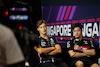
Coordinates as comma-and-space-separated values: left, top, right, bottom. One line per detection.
74, 38, 79, 45
74, 38, 80, 51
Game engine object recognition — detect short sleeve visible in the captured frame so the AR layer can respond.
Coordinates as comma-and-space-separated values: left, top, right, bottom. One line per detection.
66, 40, 73, 51
5, 31, 24, 65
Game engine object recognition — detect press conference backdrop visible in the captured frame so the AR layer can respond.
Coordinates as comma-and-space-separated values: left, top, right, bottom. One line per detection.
42, 5, 100, 48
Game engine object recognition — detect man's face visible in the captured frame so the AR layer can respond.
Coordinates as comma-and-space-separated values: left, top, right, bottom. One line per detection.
73, 27, 82, 38
37, 23, 47, 35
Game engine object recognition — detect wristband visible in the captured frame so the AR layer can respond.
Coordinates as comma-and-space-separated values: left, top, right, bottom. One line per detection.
71, 52, 77, 57
80, 48, 83, 52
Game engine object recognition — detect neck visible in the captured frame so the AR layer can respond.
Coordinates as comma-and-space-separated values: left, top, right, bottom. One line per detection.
79, 36, 83, 41
40, 34, 48, 39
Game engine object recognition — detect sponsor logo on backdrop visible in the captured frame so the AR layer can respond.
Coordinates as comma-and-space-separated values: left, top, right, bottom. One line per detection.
47, 18, 100, 38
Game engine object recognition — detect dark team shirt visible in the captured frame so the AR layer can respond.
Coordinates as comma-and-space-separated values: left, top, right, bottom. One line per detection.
38, 36, 61, 62
39, 36, 58, 48
67, 38, 94, 52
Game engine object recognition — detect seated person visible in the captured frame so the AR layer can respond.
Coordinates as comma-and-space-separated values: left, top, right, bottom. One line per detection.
34, 20, 69, 67
67, 23, 100, 67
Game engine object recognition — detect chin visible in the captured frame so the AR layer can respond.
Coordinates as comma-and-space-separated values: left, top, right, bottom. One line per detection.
43, 33, 46, 35
75, 36, 79, 38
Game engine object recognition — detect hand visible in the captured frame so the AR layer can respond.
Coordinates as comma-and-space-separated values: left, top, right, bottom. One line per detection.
87, 55, 91, 57
82, 49, 91, 57
44, 47, 56, 55
74, 45, 81, 51
52, 47, 56, 50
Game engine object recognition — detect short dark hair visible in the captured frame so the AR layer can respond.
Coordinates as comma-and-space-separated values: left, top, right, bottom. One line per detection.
36, 20, 47, 28
72, 23, 83, 30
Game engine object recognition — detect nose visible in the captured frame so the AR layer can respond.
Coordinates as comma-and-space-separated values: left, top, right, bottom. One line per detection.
43, 27, 46, 30
75, 31, 78, 35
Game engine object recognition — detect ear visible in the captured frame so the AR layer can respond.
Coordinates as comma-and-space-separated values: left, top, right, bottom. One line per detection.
73, 30, 74, 32
37, 28, 39, 31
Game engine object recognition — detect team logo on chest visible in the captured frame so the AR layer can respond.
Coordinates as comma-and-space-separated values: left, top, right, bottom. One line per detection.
41, 39, 46, 47
67, 41, 71, 48
83, 40, 88, 44
50, 38, 55, 46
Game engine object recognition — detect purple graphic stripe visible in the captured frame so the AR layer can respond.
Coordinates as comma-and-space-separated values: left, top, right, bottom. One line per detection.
58, 41, 67, 43
56, 6, 63, 21
68, 6, 76, 20
64, 6, 72, 20
55, 36, 71, 40
47, 6, 52, 22
60, 6, 67, 21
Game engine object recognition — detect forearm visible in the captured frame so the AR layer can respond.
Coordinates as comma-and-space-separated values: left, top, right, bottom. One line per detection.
82, 49, 96, 56
48, 48, 61, 55
72, 52, 87, 58
68, 50, 87, 58
41, 47, 55, 54
34, 46, 55, 54
48, 44, 62, 55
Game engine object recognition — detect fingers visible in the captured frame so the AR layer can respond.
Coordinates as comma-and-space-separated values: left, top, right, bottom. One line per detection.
74, 45, 81, 51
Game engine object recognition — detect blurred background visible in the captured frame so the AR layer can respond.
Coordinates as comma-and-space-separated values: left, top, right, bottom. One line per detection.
1, 0, 42, 67
2, 0, 41, 33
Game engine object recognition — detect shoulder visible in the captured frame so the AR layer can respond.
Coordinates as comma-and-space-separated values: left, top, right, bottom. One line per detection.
38, 36, 43, 42
48, 35, 54, 38
0, 24, 15, 46
0, 24, 14, 36
82, 39, 91, 43
48, 36, 56, 39
82, 39, 94, 46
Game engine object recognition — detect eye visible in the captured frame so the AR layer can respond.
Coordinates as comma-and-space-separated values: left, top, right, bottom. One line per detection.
78, 30, 80, 31
73, 30, 76, 32
39, 26, 42, 29
43, 26, 46, 28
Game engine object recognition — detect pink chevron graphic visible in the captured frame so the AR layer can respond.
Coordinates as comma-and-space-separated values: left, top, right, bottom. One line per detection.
56, 6, 76, 21
64, 6, 72, 20
47, 6, 52, 22
56, 6, 63, 21
60, 6, 67, 21
68, 6, 76, 20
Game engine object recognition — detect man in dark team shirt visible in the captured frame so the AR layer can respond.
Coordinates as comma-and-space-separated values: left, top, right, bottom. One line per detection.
67, 23, 100, 67
34, 20, 68, 67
